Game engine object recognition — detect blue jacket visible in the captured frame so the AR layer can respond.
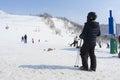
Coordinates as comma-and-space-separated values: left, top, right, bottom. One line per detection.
79, 21, 101, 45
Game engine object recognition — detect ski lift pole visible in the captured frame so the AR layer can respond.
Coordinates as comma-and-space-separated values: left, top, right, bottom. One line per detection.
108, 10, 118, 54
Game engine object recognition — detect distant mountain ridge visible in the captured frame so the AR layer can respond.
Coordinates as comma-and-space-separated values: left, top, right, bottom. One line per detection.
37, 13, 83, 35
0, 10, 83, 37
0, 10, 120, 37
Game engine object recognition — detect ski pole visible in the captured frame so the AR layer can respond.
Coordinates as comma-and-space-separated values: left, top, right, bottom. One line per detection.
74, 39, 82, 67
74, 50, 80, 67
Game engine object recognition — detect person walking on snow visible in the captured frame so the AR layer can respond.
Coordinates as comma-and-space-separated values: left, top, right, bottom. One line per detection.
79, 12, 101, 71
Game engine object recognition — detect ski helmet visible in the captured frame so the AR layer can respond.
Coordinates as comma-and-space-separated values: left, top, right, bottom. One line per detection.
87, 12, 97, 20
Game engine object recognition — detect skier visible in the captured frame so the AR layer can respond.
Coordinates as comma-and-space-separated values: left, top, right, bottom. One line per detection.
38, 39, 40, 42
70, 36, 79, 47
96, 36, 102, 48
106, 42, 110, 48
21, 36, 24, 42
24, 34, 27, 43
98, 41, 102, 48
79, 12, 101, 71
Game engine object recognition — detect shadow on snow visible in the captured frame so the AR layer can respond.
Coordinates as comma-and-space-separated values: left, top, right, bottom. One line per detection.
19, 64, 79, 70
61, 47, 80, 52
97, 56, 119, 59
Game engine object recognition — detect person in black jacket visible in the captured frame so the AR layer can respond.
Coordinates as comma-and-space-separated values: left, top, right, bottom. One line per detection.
24, 34, 27, 43
79, 12, 101, 71
118, 36, 120, 58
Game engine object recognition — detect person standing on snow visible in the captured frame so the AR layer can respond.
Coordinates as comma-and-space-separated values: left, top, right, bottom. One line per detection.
32, 38, 34, 44
24, 34, 27, 43
118, 36, 120, 58
79, 12, 101, 71
21, 36, 24, 42
118, 36, 120, 48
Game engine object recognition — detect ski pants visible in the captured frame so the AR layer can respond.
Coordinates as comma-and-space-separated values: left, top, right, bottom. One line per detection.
80, 43, 96, 70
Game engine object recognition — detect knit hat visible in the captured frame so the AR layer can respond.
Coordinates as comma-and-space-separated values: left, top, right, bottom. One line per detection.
87, 12, 97, 20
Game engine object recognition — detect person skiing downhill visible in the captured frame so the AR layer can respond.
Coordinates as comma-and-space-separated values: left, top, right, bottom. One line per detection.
70, 36, 79, 47
79, 12, 101, 71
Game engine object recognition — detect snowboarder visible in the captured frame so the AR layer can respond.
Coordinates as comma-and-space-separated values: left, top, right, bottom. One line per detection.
79, 12, 101, 71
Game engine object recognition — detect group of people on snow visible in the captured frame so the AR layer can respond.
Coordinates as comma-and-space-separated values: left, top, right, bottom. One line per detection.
21, 34, 41, 44
21, 34, 27, 43
20, 12, 120, 72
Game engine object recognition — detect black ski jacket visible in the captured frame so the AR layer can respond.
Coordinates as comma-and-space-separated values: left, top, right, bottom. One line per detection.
79, 21, 101, 45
